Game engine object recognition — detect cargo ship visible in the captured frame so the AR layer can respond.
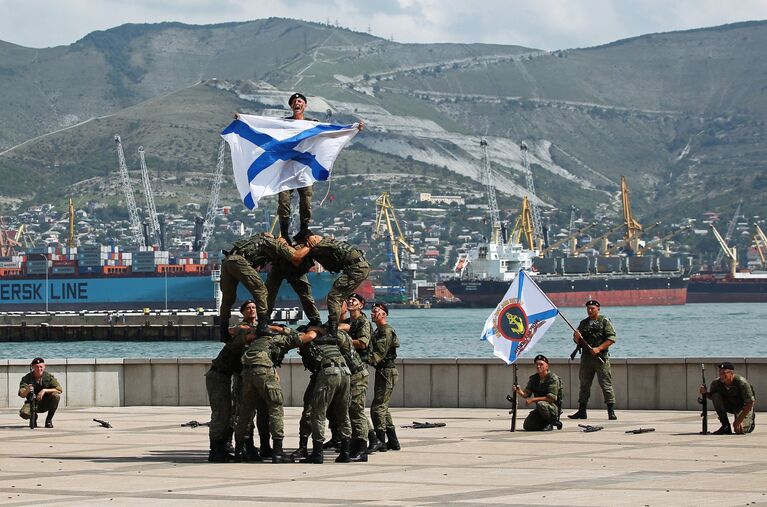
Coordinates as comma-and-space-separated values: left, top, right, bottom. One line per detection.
687, 271, 767, 303
444, 240, 689, 308
0, 244, 373, 311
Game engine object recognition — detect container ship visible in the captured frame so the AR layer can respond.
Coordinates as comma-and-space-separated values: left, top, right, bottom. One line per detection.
444, 240, 689, 308
0, 244, 373, 311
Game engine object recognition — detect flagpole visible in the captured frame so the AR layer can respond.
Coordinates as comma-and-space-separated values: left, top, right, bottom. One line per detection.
510, 363, 518, 432
558, 310, 605, 365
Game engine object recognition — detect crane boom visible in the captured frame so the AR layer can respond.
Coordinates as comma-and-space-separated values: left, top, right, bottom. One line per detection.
636, 225, 692, 255
479, 139, 501, 244
539, 222, 596, 257
114, 136, 145, 247
373, 192, 415, 271
520, 142, 543, 246
714, 201, 741, 267
199, 141, 226, 252
620, 176, 643, 251
510, 197, 535, 250
138, 146, 160, 239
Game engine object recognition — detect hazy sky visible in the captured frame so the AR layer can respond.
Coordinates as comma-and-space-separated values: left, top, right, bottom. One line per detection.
1, 0, 766, 50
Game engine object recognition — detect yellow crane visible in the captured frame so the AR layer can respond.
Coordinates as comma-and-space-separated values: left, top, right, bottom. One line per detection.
571, 223, 625, 256
373, 192, 415, 271
509, 196, 535, 250
620, 176, 644, 253
710, 224, 737, 277
538, 222, 597, 257
754, 225, 767, 268
636, 225, 693, 255
67, 197, 76, 248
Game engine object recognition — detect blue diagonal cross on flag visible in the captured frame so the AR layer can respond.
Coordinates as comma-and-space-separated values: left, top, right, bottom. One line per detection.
221, 114, 359, 209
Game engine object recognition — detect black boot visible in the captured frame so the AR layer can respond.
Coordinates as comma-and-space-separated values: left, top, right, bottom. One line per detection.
713, 411, 733, 434
208, 438, 233, 463
291, 435, 309, 460
375, 429, 388, 452
219, 319, 230, 342
568, 404, 588, 419
279, 219, 292, 246
234, 439, 245, 462
367, 429, 383, 453
308, 317, 323, 327
607, 403, 617, 420
257, 314, 276, 336
244, 437, 263, 462
301, 440, 324, 464
335, 439, 351, 463
259, 434, 272, 459
223, 427, 235, 455
271, 439, 293, 463
350, 438, 369, 462
386, 427, 400, 451
326, 320, 339, 341
323, 429, 341, 450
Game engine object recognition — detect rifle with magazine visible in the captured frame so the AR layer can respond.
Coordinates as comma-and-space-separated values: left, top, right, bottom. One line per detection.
27, 384, 37, 429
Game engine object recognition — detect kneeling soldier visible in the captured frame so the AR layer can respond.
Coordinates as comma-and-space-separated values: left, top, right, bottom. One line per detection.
513, 354, 562, 431
19, 357, 62, 429
699, 361, 756, 435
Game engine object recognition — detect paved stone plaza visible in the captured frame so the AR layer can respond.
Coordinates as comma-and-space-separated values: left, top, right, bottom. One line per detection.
0, 406, 765, 506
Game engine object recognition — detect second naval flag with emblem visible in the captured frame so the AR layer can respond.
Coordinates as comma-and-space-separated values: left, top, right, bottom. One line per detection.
480, 269, 559, 364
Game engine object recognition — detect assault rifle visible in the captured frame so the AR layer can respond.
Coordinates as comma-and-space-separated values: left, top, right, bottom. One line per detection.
181, 420, 210, 428
27, 384, 37, 429
559, 312, 606, 365
625, 427, 655, 434
505, 364, 519, 432
698, 363, 708, 434
93, 418, 112, 428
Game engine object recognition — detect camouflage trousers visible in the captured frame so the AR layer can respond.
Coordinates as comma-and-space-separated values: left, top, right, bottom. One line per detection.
277, 186, 313, 231
327, 261, 370, 328
577, 354, 615, 405
371, 367, 398, 431
310, 366, 351, 443
266, 268, 321, 322
19, 393, 60, 419
349, 370, 370, 440
523, 401, 558, 431
219, 254, 267, 322
235, 366, 284, 441
205, 369, 235, 440
298, 374, 318, 439
712, 393, 755, 433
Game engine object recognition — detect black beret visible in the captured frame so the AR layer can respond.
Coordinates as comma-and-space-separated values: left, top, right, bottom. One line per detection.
347, 293, 366, 307
717, 361, 735, 371
372, 302, 389, 315
30, 357, 45, 365
585, 299, 600, 308
534, 354, 549, 364
288, 92, 307, 106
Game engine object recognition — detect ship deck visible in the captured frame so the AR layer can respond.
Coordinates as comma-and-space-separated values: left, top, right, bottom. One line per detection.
1, 406, 763, 506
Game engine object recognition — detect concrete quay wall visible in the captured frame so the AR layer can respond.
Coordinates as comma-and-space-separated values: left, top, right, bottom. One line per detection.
1, 357, 765, 412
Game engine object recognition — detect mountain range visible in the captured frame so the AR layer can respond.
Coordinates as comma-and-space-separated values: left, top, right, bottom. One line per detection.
1, 17, 765, 228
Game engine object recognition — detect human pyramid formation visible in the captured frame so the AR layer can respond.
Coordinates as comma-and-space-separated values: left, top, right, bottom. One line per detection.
206, 92, 398, 463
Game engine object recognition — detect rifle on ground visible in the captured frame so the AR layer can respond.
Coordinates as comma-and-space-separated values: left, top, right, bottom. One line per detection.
559, 311, 605, 364
401, 421, 447, 429
625, 427, 655, 434
181, 420, 210, 428
698, 363, 708, 434
579, 424, 604, 432
27, 384, 37, 429
93, 418, 112, 428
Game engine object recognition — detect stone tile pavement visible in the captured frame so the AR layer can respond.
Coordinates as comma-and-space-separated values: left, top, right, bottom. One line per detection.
0, 406, 765, 506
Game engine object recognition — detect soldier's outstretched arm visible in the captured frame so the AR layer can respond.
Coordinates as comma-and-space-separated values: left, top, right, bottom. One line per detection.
291, 245, 312, 266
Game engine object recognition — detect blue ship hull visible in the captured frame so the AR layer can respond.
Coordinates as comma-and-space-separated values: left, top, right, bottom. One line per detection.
0, 272, 336, 311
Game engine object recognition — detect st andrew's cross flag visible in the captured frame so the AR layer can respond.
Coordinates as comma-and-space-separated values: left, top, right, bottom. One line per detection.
221, 114, 359, 209
480, 269, 559, 364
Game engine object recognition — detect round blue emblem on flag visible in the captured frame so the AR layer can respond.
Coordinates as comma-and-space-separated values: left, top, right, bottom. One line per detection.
496, 303, 527, 341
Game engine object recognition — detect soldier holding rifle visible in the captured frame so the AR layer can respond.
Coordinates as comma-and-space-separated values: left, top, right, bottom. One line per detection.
18, 357, 62, 429
699, 362, 756, 435
568, 300, 618, 421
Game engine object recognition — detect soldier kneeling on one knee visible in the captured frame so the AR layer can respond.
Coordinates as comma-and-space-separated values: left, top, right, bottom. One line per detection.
512, 354, 563, 431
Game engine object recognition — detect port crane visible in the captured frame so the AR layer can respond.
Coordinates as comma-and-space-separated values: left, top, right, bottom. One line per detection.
194, 141, 226, 252
115, 135, 146, 248
520, 142, 544, 249
635, 225, 692, 255
478, 139, 501, 245
373, 192, 415, 271
138, 146, 161, 243
754, 225, 767, 268
710, 224, 738, 277
538, 222, 597, 257
509, 196, 535, 250
714, 201, 742, 269
620, 176, 643, 254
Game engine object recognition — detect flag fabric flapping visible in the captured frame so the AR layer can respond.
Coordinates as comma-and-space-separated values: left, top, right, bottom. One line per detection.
480, 269, 559, 364
220, 114, 359, 209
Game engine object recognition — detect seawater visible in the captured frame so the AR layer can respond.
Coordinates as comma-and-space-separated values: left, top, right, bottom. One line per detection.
0, 303, 765, 359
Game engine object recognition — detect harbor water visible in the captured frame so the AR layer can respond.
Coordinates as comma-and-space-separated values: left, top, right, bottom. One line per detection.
0, 303, 765, 360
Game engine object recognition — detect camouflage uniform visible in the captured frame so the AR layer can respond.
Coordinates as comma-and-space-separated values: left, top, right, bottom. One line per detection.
709, 374, 756, 433
575, 315, 616, 405
235, 330, 302, 443
309, 334, 352, 445
369, 323, 399, 432
338, 330, 369, 441
278, 186, 313, 232
265, 255, 321, 323
347, 313, 374, 439
18, 371, 62, 422
219, 234, 294, 322
304, 238, 370, 329
522, 372, 561, 431
205, 327, 247, 442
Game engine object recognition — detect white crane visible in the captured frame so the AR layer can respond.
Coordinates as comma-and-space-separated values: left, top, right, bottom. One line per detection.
199, 141, 226, 251
114, 135, 145, 247
138, 146, 160, 241
714, 200, 742, 268
479, 139, 501, 244
520, 142, 543, 247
